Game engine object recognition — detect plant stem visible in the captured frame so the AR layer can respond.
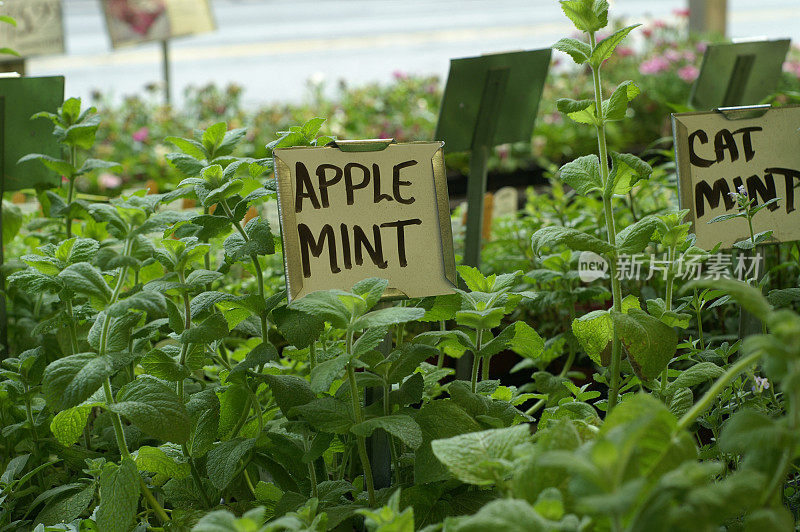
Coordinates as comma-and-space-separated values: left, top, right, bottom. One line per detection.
589, 32, 622, 411
346, 330, 375, 506
676, 350, 761, 432
65, 301, 79, 355
471, 328, 484, 393
183, 443, 212, 508
309, 341, 317, 372
220, 200, 268, 341
661, 245, 676, 396
65, 145, 77, 238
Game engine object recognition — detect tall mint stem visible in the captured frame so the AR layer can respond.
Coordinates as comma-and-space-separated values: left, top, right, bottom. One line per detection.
589, 32, 622, 410
346, 329, 375, 506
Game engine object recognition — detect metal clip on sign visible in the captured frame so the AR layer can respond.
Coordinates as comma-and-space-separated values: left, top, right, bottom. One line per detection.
714, 104, 771, 121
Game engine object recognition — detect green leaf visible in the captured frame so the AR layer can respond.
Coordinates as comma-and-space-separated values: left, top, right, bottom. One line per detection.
207, 438, 256, 490
719, 409, 791, 454
202, 122, 228, 153
455, 308, 505, 330
557, 155, 602, 196
351, 306, 424, 331
352, 277, 389, 309
603, 80, 641, 122
216, 128, 247, 157
58, 262, 112, 303
353, 326, 389, 359
607, 151, 651, 197
611, 308, 677, 380
34, 485, 95, 527
560, 0, 608, 32
572, 310, 612, 366
616, 215, 659, 254
590, 24, 640, 67
431, 425, 530, 485
415, 400, 482, 484
2, 200, 22, 244
18, 153, 75, 176
531, 226, 614, 256
141, 347, 190, 382
107, 290, 166, 318
418, 294, 462, 322
449, 498, 556, 532
683, 278, 772, 320
108, 376, 191, 443
386, 344, 438, 384
666, 362, 724, 395
8, 267, 63, 294
289, 290, 350, 329
352, 415, 423, 449
506, 322, 545, 360
50, 403, 99, 447
96, 458, 140, 532
223, 217, 275, 261
260, 374, 316, 417
167, 153, 205, 176
57, 237, 100, 265
166, 136, 207, 160
552, 38, 591, 64
310, 353, 351, 394
272, 305, 324, 348
77, 158, 122, 175
180, 312, 230, 344
134, 445, 190, 479
43, 353, 111, 410
290, 396, 354, 434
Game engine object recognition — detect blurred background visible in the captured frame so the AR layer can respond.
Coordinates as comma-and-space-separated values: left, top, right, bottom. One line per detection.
23, 0, 800, 106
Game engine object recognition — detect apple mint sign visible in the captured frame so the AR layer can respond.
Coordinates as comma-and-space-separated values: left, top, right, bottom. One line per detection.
672, 106, 800, 250
273, 141, 457, 301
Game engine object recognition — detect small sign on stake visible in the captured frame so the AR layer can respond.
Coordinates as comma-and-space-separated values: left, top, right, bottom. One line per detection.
672, 105, 800, 250
273, 140, 457, 301
0, 0, 65, 60
102, 0, 215, 48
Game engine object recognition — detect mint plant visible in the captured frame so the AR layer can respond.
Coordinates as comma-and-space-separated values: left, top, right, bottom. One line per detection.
533, 0, 676, 410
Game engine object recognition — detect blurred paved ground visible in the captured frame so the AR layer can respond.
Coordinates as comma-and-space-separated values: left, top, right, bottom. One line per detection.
26, 0, 800, 106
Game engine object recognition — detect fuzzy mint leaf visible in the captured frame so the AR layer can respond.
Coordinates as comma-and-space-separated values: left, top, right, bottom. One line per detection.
616, 215, 660, 255
108, 376, 191, 443
603, 80, 640, 122
310, 352, 352, 393
223, 217, 275, 262
18, 153, 75, 176
43, 353, 111, 410
531, 225, 614, 256
666, 362, 724, 396
180, 312, 229, 344
572, 310, 612, 366
134, 445, 190, 479
683, 278, 772, 321
351, 306, 424, 331
289, 396, 354, 434
96, 458, 140, 532
352, 277, 389, 309
207, 438, 256, 490
558, 155, 602, 196
259, 374, 316, 417
560, 0, 608, 32
607, 151, 651, 197
167, 153, 205, 176
611, 308, 677, 380
552, 38, 591, 64
351, 414, 423, 449
50, 403, 100, 447
34, 485, 94, 527
141, 347, 190, 382
288, 290, 350, 329
166, 136, 207, 160
202, 122, 228, 154
431, 425, 530, 485
58, 262, 112, 304
590, 24, 640, 67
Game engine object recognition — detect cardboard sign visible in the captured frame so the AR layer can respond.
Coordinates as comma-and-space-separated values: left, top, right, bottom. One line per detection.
103, 0, 215, 48
0, 0, 64, 59
0, 76, 65, 192
672, 106, 800, 249
274, 141, 457, 301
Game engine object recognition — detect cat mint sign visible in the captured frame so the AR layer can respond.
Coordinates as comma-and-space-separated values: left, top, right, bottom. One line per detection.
673, 106, 800, 250
274, 141, 457, 301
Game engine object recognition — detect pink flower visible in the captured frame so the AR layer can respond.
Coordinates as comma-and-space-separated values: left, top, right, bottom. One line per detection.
696, 42, 708, 53
673, 8, 690, 17
392, 70, 408, 81
642, 27, 653, 38
653, 20, 667, 29
616, 46, 634, 57
99, 173, 122, 190
678, 65, 699, 82
639, 56, 670, 74
132, 126, 149, 142
664, 49, 682, 63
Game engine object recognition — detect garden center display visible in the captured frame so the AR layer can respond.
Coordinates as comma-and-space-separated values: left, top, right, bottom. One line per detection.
1, 1, 799, 531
